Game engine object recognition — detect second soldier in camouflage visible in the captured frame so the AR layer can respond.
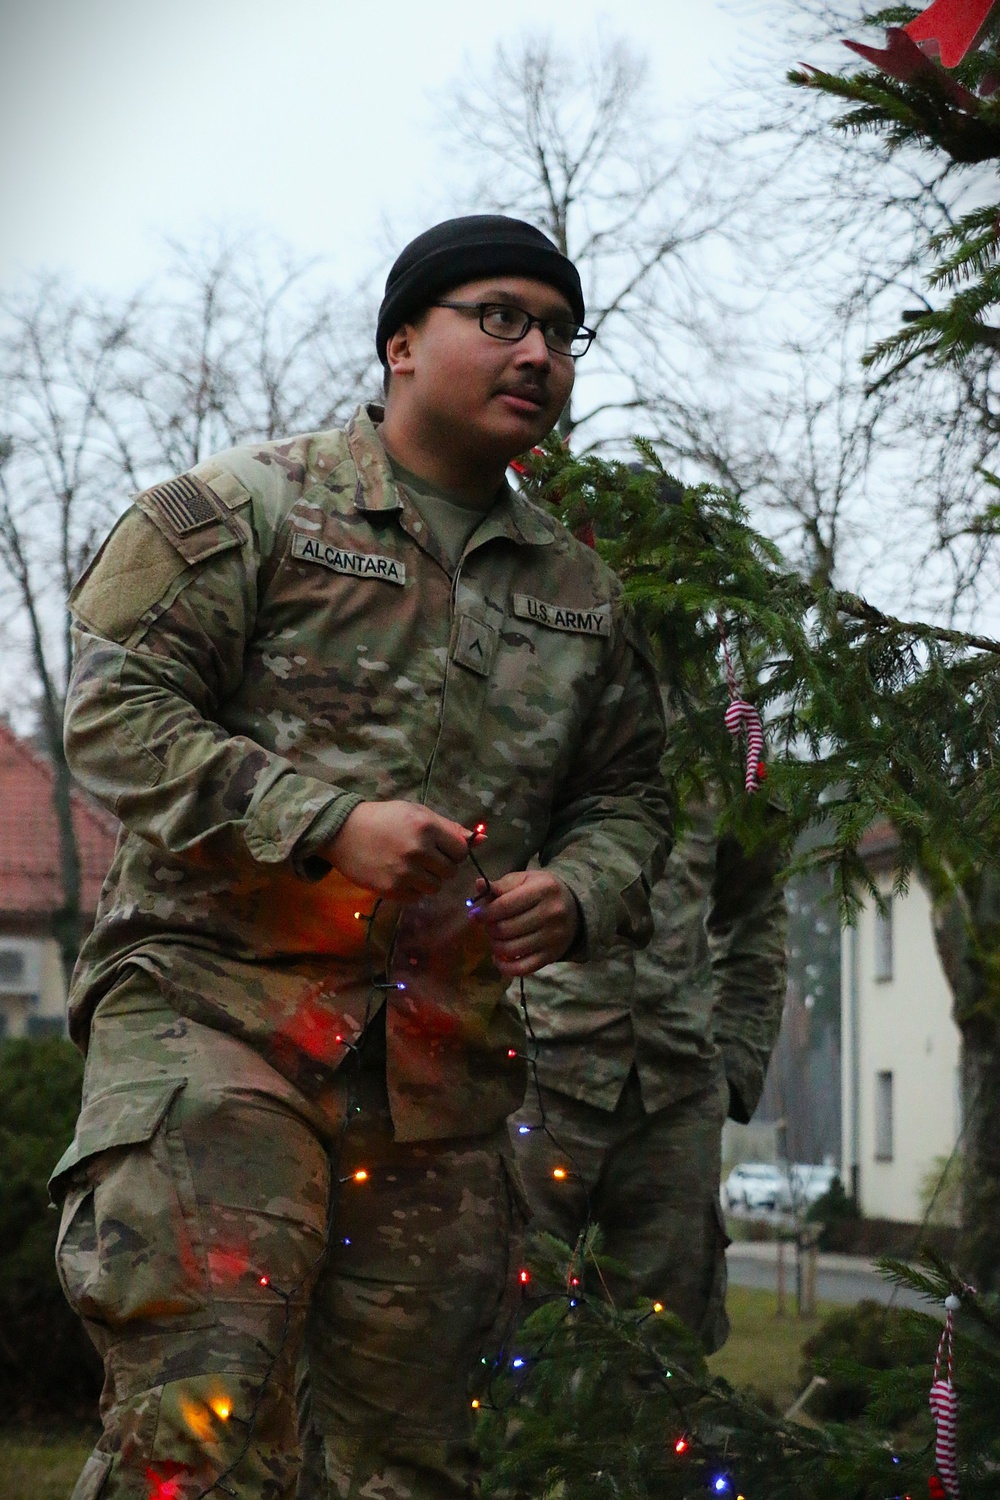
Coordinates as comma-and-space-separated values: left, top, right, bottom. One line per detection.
512, 800, 787, 1352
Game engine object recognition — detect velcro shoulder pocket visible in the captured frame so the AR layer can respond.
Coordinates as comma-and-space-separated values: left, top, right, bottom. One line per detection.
70, 506, 191, 641
136, 472, 249, 564
48, 1077, 185, 1201
203, 468, 252, 512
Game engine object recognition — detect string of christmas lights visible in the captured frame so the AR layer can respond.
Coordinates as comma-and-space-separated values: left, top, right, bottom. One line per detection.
184, 822, 520, 1496
177, 799, 765, 1498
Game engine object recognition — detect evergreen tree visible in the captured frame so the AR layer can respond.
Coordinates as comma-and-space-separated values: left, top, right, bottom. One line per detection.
475, 10, 1000, 1490
476, 1231, 1000, 1498
788, 0, 1000, 1302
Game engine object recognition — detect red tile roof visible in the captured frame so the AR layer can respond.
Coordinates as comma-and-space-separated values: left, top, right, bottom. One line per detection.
0, 721, 119, 918
858, 819, 900, 866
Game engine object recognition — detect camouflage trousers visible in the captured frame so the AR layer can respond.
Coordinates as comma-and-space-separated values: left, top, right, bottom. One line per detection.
510, 1068, 731, 1352
52, 972, 523, 1500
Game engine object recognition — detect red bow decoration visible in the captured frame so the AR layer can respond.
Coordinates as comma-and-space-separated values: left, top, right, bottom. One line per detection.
905, 0, 998, 67
843, 27, 979, 106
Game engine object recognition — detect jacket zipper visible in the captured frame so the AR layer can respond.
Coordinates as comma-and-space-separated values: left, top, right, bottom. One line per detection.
420, 558, 464, 804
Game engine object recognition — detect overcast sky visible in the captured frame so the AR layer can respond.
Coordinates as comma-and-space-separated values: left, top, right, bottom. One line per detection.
0, 0, 775, 296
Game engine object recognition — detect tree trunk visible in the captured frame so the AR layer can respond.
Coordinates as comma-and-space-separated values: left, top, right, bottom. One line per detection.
929, 869, 1000, 1292
959, 1019, 1000, 1293
41, 701, 84, 994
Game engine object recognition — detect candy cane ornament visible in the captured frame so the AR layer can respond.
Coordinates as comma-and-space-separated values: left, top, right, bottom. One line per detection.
724, 700, 766, 793
929, 1293, 963, 1498
718, 618, 767, 793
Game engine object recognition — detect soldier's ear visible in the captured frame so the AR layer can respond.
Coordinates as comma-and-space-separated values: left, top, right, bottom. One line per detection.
385, 323, 418, 383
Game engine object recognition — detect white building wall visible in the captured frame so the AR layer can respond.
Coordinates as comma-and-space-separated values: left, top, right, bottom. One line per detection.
841, 874, 960, 1223
0, 934, 67, 1038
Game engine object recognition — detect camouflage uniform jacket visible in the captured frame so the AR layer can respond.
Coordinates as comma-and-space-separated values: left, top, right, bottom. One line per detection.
521, 802, 787, 1121
63, 404, 670, 1142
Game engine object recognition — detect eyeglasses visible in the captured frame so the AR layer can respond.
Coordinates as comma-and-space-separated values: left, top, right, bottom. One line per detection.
431, 301, 595, 359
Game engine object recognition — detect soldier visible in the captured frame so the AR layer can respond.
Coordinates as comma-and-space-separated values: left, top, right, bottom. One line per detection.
51, 214, 671, 1500
511, 799, 786, 1352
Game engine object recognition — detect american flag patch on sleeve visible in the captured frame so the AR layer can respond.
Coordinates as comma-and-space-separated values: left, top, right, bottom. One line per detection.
144, 475, 219, 534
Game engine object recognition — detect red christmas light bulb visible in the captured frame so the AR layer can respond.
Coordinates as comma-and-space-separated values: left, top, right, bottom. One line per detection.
146, 1473, 186, 1500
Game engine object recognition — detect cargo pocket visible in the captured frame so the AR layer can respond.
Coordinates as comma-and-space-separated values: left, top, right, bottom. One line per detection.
700, 1197, 732, 1354
51, 1078, 213, 1329
68, 1450, 113, 1500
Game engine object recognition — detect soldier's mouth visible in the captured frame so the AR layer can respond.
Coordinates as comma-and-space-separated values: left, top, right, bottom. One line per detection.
496, 387, 547, 414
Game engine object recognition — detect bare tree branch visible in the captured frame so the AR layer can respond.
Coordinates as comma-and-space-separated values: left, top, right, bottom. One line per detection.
0, 235, 375, 976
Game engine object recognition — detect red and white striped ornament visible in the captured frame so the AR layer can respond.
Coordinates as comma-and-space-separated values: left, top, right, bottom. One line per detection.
929, 1292, 962, 1498
718, 619, 766, 793
724, 699, 766, 793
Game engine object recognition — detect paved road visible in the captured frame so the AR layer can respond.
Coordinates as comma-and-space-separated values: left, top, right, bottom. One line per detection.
726, 1241, 937, 1312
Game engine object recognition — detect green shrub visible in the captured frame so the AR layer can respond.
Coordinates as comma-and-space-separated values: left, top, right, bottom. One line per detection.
800, 1299, 932, 1422
0, 1037, 102, 1420
806, 1175, 859, 1250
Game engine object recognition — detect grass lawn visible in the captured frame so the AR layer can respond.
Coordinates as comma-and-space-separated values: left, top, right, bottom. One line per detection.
2, 1289, 836, 1494
707, 1284, 837, 1413
0, 1427, 99, 1500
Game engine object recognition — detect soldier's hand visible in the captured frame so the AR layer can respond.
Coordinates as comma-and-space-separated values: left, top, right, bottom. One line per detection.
324, 802, 473, 902
473, 870, 580, 977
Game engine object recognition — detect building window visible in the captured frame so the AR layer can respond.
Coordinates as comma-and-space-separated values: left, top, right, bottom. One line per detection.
874, 896, 893, 982
0, 949, 26, 987
874, 1070, 894, 1161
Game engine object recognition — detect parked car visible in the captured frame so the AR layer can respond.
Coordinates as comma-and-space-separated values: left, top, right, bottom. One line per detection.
785, 1163, 840, 1210
723, 1162, 789, 1212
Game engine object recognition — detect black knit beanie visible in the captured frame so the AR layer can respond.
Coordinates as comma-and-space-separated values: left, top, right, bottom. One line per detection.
376, 215, 584, 366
